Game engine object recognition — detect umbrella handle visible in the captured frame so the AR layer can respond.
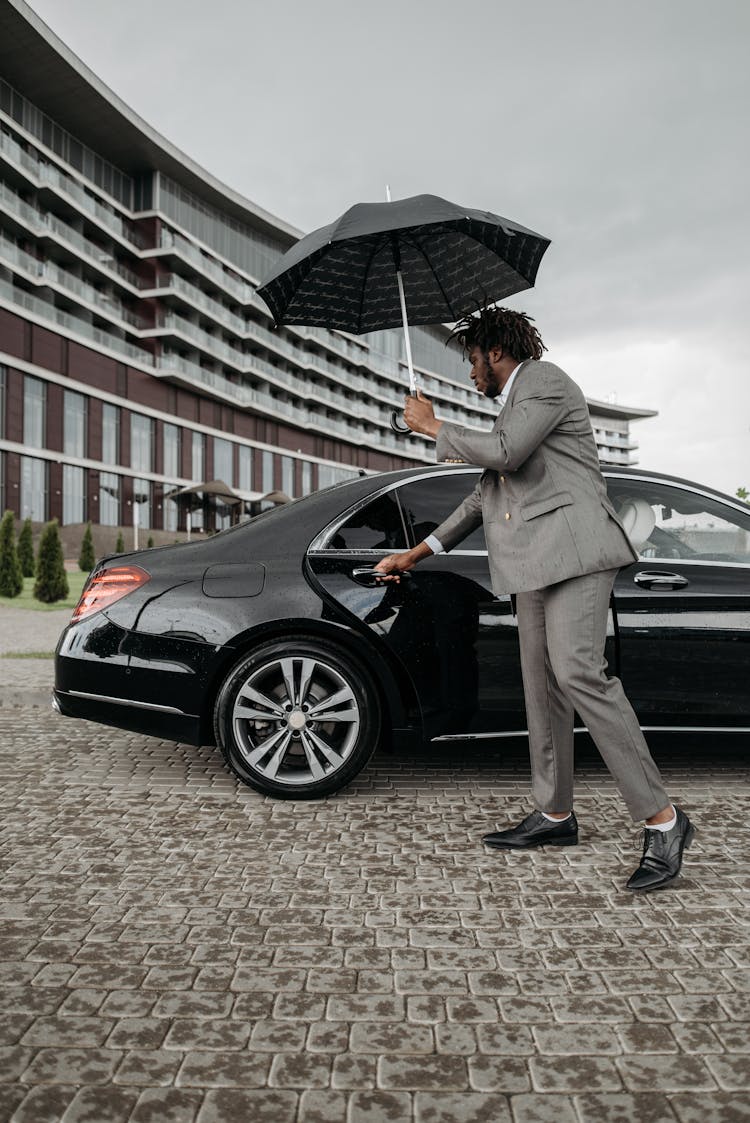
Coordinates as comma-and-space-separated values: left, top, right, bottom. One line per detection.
390, 409, 411, 434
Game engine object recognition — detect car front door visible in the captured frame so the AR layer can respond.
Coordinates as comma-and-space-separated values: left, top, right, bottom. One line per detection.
606, 474, 750, 727
307, 469, 527, 741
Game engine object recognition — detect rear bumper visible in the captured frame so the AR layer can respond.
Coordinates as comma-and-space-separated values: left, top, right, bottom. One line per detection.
53, 687, 203, 746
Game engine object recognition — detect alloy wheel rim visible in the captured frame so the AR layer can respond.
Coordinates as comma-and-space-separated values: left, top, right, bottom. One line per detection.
232, 655, 361, 785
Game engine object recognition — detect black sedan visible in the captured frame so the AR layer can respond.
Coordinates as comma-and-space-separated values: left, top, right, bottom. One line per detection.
54, 465, 750, 799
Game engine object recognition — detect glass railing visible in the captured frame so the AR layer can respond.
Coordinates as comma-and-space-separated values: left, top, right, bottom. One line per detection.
156, 227, 255, 302
0, 277, 155, 365
0, 127, 147, 250
0, 235, 148, 330
0, 179, 143, 291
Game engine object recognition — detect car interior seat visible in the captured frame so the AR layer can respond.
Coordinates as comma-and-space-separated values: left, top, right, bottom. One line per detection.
615, 496, 657, 554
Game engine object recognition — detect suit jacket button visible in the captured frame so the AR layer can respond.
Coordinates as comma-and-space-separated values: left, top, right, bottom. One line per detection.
504, 512, 511, 520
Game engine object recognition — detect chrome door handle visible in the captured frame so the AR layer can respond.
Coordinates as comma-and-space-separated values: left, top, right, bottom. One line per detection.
351, 567, 409, 587
634, 570, 689, 590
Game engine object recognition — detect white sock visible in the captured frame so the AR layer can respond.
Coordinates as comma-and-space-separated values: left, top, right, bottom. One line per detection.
542, 811, 572, 822
647, 806, 677, 832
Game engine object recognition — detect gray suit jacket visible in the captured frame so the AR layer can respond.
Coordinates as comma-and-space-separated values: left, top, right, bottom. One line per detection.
431, 359, 637, 595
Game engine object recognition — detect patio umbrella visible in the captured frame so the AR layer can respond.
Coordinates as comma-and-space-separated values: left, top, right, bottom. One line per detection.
257, 192, 550, 431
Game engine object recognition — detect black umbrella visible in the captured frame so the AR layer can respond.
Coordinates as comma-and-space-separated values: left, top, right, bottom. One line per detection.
257, 192, 550, 430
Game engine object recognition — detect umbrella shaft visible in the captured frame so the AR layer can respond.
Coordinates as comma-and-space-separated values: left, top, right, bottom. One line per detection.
395, 267, 418, 394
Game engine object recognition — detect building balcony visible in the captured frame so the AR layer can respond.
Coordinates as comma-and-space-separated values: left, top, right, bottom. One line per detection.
0, 234, 148, 330
0, 178, 144, 292
0, 123, 147, 251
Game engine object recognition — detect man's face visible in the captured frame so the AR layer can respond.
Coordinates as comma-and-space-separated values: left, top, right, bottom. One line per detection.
468, 345, 501, 398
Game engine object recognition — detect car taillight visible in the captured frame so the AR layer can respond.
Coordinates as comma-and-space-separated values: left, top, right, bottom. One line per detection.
72, 565, 150, 622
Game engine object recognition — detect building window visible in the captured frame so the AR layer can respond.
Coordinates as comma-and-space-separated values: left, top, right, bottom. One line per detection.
131, 413, 154, 473
191, 431, 205, 482
0, 366, 6, 438
214, 437, 234, 487
133, 478, 151, 531
262, 450, 274, 493
102, 403, 120, 465
63, 391, 87, 458
164, 494, 179, 533
62, 464, 86, 524
23, 376, 46, 447
281, 456, 295, 498
99, 472, 120, 526
301, 461, 312, 496
163, 423, 181, 479
20, 455, 47, 521
238, 445, 253, 492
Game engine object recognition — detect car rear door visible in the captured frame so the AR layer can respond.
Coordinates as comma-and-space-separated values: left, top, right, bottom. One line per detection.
306, 469, 527, 740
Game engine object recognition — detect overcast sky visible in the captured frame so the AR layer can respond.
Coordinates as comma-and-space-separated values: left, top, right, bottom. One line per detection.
28, 0, 750, 496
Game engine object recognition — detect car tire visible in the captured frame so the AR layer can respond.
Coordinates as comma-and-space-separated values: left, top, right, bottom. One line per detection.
214, 638, 382, 799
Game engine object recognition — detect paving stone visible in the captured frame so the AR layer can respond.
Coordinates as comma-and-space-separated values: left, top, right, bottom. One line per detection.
130, 1086, 204, 1122
10, 1085, 77, 1123
509, 1093, 579, 1123
705, 1055, 750, 1090
475, 1025, 535, 1056
20, 1015, 114, 1047
347, 1090, 413, 1123
575, 1091, 678, 1122
670, 1091, 750, 1122
20, 1047, 120, 1085
0, 1087, 26, 1121
379, 1055, 469, 1091
306, 1021, 351, 1053
616, 1023, 679, 1054
176, 1050, 269, 1087
113, 1048, 182, 1086
528, 1056, 621, 1092
60, 1085, 140, 1122
268, 1052, 331, 1088
0, 1042, 36, 1083
415, 1090, 513, 1122
332, 1055, 377, 1089
349, 1014, 437, 1052
533, 1024, 621, 1054
163, 1018, 250, 1050
298, 1089, 350, 1123
467, 1057, 532, 1092
616, 1055, 718, 1091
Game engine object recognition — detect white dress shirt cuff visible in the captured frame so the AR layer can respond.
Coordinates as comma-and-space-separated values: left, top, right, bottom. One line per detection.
423, 533, 444, 555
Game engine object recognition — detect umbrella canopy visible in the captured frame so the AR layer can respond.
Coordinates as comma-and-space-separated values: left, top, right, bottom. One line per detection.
257, 194, 550, 334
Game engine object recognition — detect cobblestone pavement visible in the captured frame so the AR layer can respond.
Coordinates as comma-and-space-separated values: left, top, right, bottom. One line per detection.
1, 696, 749, 1123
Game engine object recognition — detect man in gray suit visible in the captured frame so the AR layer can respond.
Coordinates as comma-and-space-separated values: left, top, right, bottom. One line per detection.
374, 307, 695, 892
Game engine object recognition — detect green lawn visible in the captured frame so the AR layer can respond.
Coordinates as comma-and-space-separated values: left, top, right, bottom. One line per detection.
0, 570, 88, 612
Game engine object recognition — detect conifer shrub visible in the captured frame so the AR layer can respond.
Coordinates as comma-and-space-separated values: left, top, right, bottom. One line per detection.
79, 522, 95, 572
146, 535, 154, 548
17, 516, 35, 578
0, 510, 23, 598
115, 530, 125, 553
33, 519, 69, 603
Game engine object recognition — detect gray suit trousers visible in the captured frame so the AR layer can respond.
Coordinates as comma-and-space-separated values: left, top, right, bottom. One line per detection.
516, 569, 670, 822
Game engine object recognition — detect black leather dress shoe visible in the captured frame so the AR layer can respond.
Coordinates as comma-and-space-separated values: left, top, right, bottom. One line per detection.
625, 808, 695, 892
482, 810, 578, 849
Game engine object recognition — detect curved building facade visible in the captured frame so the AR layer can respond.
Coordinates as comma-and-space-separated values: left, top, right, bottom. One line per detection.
0, 0, 655, 544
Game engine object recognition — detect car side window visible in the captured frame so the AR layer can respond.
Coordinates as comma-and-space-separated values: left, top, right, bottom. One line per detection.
326, 492, 408, 551
607, 478, 750, 563
397, 472, 487, 551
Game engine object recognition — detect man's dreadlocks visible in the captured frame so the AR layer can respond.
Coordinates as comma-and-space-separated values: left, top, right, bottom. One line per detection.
447, 306, 547, 362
